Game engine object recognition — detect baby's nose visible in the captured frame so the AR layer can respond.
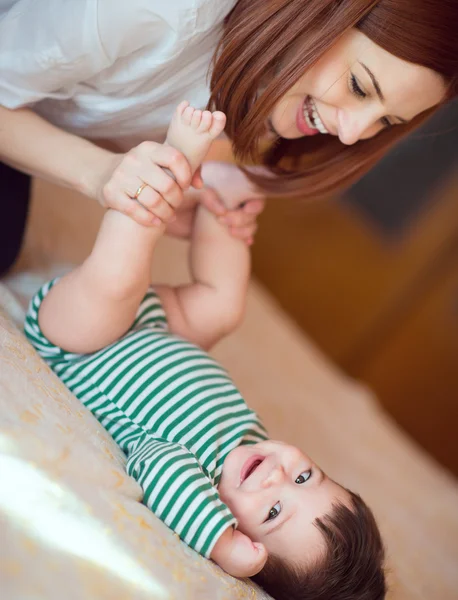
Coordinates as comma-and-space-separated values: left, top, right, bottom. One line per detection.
262, 465, 284, 488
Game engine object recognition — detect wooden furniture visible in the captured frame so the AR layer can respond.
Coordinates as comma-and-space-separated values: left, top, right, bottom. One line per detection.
252, 173, 458, 475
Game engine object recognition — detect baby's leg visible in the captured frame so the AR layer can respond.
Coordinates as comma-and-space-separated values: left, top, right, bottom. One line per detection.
153, 106, 249, 349
164, 101, 226, 176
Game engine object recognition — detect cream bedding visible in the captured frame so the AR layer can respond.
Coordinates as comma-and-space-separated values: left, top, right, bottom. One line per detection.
0, 179, 457, 599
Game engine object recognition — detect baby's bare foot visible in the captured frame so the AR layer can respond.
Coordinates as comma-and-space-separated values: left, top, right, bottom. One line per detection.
165, 101, 226, 175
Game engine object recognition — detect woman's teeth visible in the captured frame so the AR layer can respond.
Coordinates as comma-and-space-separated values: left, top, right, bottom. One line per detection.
303, 97, 329, 134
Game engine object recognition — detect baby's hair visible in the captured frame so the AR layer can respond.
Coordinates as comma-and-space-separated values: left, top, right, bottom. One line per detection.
251, 490, 386, 600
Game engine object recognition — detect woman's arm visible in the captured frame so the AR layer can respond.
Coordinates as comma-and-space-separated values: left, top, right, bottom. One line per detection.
0, 104, 117, 199
0, 104, 197, 226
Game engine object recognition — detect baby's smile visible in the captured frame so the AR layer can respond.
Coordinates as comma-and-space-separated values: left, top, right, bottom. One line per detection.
239, 455, 266, 486
218, 440, 351, 566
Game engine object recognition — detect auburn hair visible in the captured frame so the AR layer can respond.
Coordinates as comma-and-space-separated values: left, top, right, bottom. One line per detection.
251, 491, 386, 600
209, 0, 458, 199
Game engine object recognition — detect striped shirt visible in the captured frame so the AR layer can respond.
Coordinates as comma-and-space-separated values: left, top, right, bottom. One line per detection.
25, 280, 268, 557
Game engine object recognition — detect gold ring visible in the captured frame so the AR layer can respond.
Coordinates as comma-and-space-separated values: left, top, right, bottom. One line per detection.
133, 182, 149, 200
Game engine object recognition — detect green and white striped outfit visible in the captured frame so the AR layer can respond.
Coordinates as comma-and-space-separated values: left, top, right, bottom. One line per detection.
25, 280, 268, 558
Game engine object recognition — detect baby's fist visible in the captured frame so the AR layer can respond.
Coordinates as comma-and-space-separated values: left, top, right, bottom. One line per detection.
211, 527, 267, 578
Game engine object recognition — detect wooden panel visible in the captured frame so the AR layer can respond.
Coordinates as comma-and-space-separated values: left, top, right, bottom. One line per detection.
358, 239, 458, 474
251, 175, 458, 366
251, 175, 458, 474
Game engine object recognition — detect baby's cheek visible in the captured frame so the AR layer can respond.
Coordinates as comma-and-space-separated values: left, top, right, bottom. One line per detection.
232, 496, 262, 530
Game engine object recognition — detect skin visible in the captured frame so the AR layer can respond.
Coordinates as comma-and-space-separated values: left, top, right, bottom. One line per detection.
269, 28, 447, 144
218, 440, 350, 566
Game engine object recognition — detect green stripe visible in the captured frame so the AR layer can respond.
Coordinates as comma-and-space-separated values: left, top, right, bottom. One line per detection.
200, 515, 235, 557
153, 385, 238, 439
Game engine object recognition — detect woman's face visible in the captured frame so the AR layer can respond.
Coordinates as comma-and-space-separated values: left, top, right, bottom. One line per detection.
269, 29, 446, 144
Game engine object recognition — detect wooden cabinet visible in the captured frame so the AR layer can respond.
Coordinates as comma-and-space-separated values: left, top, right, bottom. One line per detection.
252, 174, 458, 475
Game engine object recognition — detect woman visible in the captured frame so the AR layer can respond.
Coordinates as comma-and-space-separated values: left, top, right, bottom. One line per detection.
0, 0, 456, 276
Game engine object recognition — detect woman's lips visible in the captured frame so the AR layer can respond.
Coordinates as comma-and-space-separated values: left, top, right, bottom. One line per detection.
297, 96, 333, 136
240, 455, 265, 485
296, 100, 320, 136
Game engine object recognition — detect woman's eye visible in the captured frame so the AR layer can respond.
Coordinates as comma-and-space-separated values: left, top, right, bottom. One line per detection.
265, 501, 281, 522
380, 116, 392, 129
350, 74, 367, 99
295, 470, 312, 484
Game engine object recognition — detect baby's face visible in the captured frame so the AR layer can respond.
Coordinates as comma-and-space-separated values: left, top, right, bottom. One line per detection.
218, 440, 351, 565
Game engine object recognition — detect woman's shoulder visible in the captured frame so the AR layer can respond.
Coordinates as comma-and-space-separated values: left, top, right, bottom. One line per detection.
96, 0, 236, 63
97, 0, 236, 33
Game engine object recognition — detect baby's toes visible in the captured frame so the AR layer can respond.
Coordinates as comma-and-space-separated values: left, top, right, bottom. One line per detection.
182, 106, 194, 126
175, 100, 190, 118
197, 110, 212, 133
209, 111, 226, 138
191, 109, 202, 130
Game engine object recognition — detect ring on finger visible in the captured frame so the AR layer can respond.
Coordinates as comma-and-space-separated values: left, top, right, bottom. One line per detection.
133, 182, 150, 201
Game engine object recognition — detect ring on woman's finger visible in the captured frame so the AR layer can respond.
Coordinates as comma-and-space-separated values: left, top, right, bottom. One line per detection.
133, 182, 150, 201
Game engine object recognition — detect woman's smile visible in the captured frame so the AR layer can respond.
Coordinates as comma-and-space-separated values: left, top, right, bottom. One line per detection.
268, 29, 446, 144
297, 96, 331, 136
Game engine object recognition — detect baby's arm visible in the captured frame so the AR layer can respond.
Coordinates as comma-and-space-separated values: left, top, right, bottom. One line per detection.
211, 525, 267, 577
127, 436, 266, 577
156, 199, 250, 350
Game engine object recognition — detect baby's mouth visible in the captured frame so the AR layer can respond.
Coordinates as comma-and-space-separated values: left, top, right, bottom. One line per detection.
240, 455, 265, 485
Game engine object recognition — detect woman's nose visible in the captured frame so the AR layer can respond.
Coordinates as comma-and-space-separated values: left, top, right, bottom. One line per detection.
337, 108, 380, 145
262, 465, 285, 488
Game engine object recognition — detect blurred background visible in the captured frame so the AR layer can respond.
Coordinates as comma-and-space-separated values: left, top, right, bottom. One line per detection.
252, 99, 458, 475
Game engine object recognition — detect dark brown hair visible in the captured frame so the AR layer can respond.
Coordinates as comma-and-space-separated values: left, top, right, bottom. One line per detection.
209, 0, 458, 199
251, 491, 386, 600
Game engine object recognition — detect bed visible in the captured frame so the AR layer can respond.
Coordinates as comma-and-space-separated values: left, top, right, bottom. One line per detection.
0, 179, 457, 599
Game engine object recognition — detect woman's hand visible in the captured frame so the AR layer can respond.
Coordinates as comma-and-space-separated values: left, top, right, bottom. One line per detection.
97, 142, 202, 227
166, 162, 266, 245
203, 161, 265, 244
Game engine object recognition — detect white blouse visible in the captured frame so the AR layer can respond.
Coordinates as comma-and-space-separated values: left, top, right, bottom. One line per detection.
0, 0, 236, 148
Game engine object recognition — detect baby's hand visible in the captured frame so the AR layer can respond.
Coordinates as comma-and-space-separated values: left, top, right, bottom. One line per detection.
211, 527, 267, 578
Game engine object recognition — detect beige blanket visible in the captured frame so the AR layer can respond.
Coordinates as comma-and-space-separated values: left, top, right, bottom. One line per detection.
0, 180, 457, 599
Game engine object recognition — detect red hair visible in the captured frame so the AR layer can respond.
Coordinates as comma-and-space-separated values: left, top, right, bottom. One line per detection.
209, 0, 458, 198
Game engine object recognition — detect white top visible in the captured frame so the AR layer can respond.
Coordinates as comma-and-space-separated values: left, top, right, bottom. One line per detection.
0, 0, 236, 148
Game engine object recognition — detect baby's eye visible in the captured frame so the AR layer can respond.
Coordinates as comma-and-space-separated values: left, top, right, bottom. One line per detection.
295, 470, 312, 484
265, 501, 281, 522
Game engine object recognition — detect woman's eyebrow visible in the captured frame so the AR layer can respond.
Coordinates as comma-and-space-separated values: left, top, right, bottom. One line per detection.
359, 61, 385, 102
359, 61, 408, 124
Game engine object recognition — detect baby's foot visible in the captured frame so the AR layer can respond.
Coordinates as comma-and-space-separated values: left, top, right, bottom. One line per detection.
165, 101, 226, 176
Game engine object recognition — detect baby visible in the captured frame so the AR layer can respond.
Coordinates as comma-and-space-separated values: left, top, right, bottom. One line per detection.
25, 102, 386, 600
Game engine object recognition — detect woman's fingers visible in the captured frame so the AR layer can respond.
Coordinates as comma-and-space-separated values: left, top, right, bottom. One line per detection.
101, 141, 196, 226
132, 183, 176, 223
191, 165, 204, 189
199, 187, 227, 216
229, 223, 258, 244
114, 194, 161, 227
141, 142, 193, 190
132, 162, 189, 222
198, 186, 263, 244
240, 198, 265, 215
218, 208, 258, 228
